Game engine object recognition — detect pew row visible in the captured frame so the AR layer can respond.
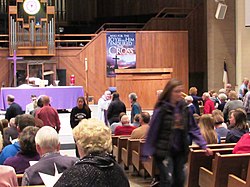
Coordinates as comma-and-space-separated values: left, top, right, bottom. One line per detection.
132, 140, 145, 172
142, 156, 159, 177
227, 159, 250, 187
186, 147, 234, 187
112, 135, 130, 163
189, 143, 236, 150
16, 174, 24, 186
130, 140, 159, 177
199, 153, 250, 187
121, 139, 143, 167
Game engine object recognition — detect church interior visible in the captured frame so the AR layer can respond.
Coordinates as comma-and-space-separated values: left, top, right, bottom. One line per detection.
0, 0, 250, 186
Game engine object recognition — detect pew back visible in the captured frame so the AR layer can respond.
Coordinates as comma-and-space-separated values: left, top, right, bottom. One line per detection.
227, 159, 250, 187
112, 136, 130, 163
187, 148, 234, 187
189, 143, 236, 150
199, 153, 250, 187
132, 140, 145, 172
121, 139, 143, 167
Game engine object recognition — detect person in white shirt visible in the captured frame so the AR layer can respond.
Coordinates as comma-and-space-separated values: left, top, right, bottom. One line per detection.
25, 95, 37, 114
97, 90, 111, 125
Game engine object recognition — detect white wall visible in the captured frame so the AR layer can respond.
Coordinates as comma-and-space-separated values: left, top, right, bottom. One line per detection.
207, 0, 236, 91
236, 0, 250, 90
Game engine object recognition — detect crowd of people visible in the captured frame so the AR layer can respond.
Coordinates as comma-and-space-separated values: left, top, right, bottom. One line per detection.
0, 78, 250, 186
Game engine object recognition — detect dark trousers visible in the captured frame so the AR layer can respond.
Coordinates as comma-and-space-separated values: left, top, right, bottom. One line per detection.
155, 154, 186, 187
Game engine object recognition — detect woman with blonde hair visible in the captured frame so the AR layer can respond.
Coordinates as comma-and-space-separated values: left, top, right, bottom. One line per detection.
199, 114, 220, 144
54, 118, 129, 187
189, 86, 202, 115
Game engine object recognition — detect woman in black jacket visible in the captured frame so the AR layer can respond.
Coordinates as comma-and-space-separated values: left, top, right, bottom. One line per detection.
70, 97, 91, 129
107, 92, 126, 125
70, 97, 91, 157
226, 109, 249, 143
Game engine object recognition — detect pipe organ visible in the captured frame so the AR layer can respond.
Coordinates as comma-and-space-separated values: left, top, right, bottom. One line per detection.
9, 0, 55, 56
0, 0, 7, 13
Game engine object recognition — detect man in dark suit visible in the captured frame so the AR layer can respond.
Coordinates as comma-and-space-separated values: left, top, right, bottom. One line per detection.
5, 95, 23, 121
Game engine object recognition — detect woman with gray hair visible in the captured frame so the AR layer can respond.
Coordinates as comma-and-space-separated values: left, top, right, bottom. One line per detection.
54, 118, 129, 187
217, 93, 227, 112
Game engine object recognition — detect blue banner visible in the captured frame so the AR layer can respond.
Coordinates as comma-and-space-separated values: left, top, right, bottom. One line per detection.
106, 32, 136, 77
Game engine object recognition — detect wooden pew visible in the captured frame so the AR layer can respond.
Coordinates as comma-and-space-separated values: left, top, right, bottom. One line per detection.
130, 139, 159, 177
187, 147, 234, 187
16, 174, 24, 186
189, 143, 236, 150
112, 136, 130, 163
132, 140, 145, 172
199, 153, 250, 187
121, 138, 142, 167
220, 137, 226, 143
227, 158, 250, 187
142, 156, 159, 177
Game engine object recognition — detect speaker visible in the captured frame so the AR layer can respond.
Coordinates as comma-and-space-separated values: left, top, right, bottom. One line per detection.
215, 3, 227, 19
56, 69, 66, 86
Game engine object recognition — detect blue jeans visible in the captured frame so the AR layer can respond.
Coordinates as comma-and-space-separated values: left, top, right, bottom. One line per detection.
156, 154, 186, 187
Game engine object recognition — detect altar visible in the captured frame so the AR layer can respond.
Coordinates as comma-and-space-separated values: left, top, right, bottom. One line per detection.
0, 86, 84, 110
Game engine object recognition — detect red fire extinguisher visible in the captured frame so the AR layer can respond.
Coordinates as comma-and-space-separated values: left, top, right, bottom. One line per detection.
70, 74, 75, 86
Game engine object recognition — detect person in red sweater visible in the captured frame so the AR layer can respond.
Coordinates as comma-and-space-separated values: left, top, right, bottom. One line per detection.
35, 96, 60, 133
233, 133, 250, 154
114, 115, 136, 135
202, 92, 215, 114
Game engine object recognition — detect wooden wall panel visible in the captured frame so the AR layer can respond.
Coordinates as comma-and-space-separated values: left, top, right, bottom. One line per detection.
79, 31, 188, 105
0, 49, 10, 87
96, 0, 201, 18
0, 31, 188, 109
136, 31, 189, 92
115, 69, 173, 110
142, 0, 207, 94
64, 0, 202, 23
56, 48, 85, 87
80, 32, 116, 104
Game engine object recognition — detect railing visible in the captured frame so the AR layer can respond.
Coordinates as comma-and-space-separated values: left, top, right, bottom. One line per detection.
55, 33, 97, 47
0, 33, 98, 48
142, 7, 193, 30
0, 34, 8, 48
95, 23, 145, 34
154, 7, 192, 18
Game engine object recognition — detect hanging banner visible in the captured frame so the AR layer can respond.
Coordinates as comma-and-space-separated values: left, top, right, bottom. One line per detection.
106, 32, 136, 77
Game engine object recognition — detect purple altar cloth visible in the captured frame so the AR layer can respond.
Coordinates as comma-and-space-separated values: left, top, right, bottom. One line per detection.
0, 86, 84, 110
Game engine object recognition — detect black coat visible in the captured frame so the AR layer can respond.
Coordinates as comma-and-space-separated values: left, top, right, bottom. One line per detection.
107, 98, 126, 125
5, 102, 23, 121
70, 106, 91, 129
54, 153, 130, 187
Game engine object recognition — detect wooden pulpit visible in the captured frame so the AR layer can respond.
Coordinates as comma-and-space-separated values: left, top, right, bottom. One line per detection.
115, 68, 173, 110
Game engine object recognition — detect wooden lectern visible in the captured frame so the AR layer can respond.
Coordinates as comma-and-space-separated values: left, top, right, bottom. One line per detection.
115, 68, 173, 110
